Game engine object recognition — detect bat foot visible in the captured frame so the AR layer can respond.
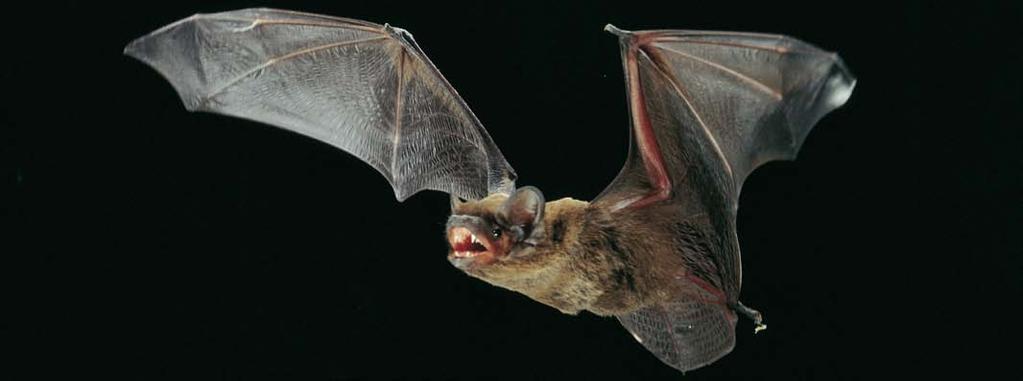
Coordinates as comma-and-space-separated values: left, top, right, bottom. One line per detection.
732, 301, 766, 334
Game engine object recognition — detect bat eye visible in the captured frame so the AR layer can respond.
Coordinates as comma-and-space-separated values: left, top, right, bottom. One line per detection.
491, 227, 502, 238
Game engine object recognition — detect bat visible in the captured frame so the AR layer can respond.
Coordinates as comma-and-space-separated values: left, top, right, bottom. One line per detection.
125, 8, 855, 373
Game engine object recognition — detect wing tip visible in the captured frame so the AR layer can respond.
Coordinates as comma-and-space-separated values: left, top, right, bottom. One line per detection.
123, 27, 155, 59
122, 39, 139, 58
826, 77, 856, 109
124, 21, 211, 113
823, 57, 857, 109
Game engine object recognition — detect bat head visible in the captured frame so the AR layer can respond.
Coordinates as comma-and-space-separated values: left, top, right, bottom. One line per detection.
446, 186, 546, 273
447, 188, 600, 314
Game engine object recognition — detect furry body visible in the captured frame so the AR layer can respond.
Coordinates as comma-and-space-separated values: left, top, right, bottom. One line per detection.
452, 194, 730, 317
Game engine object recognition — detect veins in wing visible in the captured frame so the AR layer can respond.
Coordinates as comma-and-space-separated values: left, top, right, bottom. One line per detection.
650, 35, 818, 55
652, 44, 782, 100
247, 9, 380, 27
199, 35, 390, 107
656, 304, 683, 364
637, 48, 734, 179
391, 49, 407, 175
224, 18, 381, 33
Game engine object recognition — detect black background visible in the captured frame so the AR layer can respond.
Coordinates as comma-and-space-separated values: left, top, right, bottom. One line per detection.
4, 1, 1020, 379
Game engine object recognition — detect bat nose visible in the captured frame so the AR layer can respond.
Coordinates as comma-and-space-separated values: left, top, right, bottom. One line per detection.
446, 214, 486, 232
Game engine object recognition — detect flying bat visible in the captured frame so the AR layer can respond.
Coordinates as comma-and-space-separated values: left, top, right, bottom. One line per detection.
125, 8, 855, 373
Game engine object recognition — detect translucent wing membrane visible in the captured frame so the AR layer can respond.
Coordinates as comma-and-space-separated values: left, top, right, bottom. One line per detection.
601, 26, 854, 372
621, 30, 855, 196
125, 8, 515, 201
619, 299, 737, 372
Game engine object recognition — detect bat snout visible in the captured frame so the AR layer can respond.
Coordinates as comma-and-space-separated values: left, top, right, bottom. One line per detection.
446, 217, 503, 270
448, 226, 491, 257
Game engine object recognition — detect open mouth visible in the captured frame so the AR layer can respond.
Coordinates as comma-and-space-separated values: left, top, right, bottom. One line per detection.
448, 226, 490, 258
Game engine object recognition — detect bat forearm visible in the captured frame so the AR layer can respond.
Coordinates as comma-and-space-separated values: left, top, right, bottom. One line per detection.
615, 30, 673, 211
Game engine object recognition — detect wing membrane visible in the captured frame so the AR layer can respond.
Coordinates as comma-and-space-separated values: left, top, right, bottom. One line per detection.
599, 27, 854, 372
641, 31, 855, 192
125, 8, 516, 201
619, 298, 737, 372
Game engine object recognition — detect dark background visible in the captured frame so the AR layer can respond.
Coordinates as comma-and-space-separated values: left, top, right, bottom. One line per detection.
4, 1, 1019, 379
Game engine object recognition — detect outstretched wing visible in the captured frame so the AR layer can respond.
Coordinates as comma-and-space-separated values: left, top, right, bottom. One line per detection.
597, 26, 854, 372
596, 27, 855, 207
125, 8, 516, 201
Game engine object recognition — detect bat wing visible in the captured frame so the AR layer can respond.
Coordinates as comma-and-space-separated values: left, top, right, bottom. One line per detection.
618, 297, 738, 372
596, 26, 854, 372
125, 8, 516, 201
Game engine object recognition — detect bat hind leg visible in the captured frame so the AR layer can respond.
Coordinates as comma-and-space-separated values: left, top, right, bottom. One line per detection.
731, 301, 767, 334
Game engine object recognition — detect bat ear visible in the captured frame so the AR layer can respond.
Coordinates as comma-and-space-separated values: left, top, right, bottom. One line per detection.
498, 186, 545, 244
450, 195, 468, 212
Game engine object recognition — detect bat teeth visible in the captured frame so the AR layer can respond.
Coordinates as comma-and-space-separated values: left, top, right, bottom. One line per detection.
453, 250, 479, 258
448, 227, 489, 258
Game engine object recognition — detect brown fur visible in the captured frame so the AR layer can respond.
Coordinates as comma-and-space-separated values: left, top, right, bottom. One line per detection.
451, 195, 722, 316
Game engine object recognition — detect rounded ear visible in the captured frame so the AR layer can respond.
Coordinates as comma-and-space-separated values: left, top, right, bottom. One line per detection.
498, 186, 545, 243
